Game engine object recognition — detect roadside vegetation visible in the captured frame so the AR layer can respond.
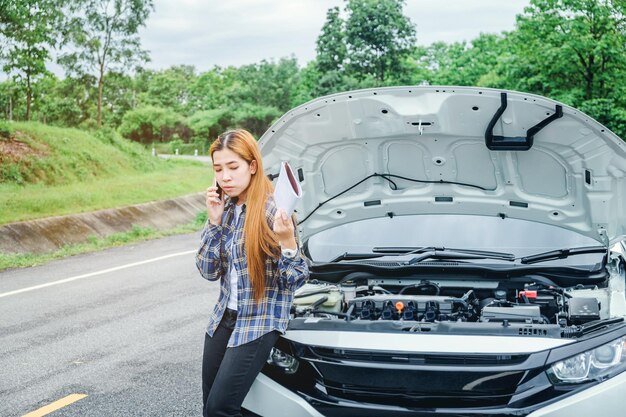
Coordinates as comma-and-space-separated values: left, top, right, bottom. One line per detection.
0, 212, 208, 271
0, 122, 210, 224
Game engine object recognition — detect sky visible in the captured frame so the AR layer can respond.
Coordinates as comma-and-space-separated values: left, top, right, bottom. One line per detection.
138, 0, 531, 72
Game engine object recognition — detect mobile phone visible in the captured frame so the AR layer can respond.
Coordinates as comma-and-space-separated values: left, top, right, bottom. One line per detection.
214, 179, 222, 199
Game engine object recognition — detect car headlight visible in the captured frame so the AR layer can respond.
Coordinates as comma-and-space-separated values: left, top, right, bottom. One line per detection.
547, 336, 626, 384
267, 347, 299, 374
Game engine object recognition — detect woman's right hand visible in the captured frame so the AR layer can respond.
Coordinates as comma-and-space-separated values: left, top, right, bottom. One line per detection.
206, 185, 224, 225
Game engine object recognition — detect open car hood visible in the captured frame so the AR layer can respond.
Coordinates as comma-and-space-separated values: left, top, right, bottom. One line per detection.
258, 86, 626, 246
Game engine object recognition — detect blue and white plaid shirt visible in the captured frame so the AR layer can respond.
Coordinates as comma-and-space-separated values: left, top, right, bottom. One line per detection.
196, 195, 309, 347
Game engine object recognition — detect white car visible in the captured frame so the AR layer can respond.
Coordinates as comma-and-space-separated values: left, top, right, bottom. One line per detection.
244, 86, 626, 417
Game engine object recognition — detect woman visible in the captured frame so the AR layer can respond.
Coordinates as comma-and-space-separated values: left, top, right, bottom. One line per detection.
195, 129, 309, 417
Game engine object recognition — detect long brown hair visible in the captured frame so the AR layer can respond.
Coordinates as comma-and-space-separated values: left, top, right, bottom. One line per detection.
210, 129, 279, 300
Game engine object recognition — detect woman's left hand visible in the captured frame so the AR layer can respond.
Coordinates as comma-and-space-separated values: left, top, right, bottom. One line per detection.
273, 208, 296, 249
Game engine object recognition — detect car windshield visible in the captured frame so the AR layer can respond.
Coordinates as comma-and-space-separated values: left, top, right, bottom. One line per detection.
305, 214, 605, 266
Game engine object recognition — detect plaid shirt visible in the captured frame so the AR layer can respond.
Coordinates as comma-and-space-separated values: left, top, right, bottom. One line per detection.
196, 195, 309, 347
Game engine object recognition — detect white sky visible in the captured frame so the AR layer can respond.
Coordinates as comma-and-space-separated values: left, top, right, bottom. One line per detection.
139, 0, 531, 71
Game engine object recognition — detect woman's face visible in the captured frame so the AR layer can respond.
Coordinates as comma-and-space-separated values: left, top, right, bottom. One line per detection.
212, 147, 257, 204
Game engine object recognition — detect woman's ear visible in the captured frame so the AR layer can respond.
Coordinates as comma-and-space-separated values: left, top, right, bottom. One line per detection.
250, 160, 258, 175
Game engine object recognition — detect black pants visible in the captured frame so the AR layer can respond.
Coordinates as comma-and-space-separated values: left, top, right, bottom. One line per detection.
202, 308, 279, 417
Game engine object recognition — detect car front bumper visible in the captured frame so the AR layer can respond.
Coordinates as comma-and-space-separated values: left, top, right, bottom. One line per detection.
242, 370, 626, 417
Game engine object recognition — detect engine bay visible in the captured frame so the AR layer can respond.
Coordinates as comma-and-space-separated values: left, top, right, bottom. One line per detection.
291, 277, 619, 338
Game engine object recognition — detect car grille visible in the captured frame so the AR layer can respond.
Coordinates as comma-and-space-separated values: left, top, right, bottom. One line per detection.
304, 348, 529, 408
324, 383, 515, 408
311, 347, 529, 366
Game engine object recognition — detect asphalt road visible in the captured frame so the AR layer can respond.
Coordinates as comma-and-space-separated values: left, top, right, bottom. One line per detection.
0, 232, 218, 417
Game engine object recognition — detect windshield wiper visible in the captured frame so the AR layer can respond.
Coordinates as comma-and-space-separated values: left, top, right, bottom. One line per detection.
329, 247, 516, 264
372, 246, 515, 265
406, 250, 516, 265
373, 246, 516, 261
373, 246, 443, 254
329, 252, 387, 262
520, 246, 607, 265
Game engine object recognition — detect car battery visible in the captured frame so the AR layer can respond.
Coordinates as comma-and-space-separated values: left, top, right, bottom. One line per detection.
567, 297, 600, 324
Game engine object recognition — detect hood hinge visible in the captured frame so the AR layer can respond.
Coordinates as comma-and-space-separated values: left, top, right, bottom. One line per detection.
597, 227, 609, 247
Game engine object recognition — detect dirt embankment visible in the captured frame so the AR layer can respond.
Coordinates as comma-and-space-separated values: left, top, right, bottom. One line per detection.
0, 130, 49, 162
0, 193, 205, 254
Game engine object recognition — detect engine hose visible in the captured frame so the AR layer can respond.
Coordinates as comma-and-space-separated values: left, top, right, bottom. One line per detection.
309, 309, 351, 318
294, 288, 332, 299
399, 280, 441, 295
311, 296, 329, 309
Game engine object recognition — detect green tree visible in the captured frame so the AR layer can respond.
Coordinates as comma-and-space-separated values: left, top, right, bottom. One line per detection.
187, 108, 230, 142
57, 75, 98, 127
0, 80, 20, 121
230, 103, 282, 138
312, 6, 372, 96
100, 71, 137, 127
579, 98, 626, 139
344, 0, 416, 83
59, 0, 154, 127
316, 7, 347, 74
512, 0, 626, 102
137, 65, 197, 115
30, 74, 98, 127
412, 34, 510, 87
188, 67, 233, 112
291, 61, 324, 105
29, 73, 59, 124
118, 105, 187, 143
0, 0, 63, 120
413, 42, 467, 85
224, 57, 300, 112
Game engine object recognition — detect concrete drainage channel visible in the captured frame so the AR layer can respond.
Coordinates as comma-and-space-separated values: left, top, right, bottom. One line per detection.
0, 192, 205, 255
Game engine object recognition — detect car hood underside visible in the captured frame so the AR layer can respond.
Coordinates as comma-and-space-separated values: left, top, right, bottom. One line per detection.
259, 86, 626, 245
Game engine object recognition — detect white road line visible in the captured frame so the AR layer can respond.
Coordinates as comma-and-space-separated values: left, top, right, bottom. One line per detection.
0, 250, 197, 299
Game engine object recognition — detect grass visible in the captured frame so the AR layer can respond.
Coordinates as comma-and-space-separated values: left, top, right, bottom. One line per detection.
0, 212, 208, 271
0, 161, 212, 224
0, 122, 212, 270
1, 122, 162, 185
0, 122, 214, 225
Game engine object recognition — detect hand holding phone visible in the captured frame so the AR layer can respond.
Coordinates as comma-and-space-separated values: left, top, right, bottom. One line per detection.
206, 179, 224, 225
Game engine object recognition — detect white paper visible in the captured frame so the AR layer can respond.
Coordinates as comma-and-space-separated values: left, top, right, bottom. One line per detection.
273, 161, 302, 216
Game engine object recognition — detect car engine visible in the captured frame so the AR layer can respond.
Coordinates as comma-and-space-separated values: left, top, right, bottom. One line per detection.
292, 279, 609, 335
